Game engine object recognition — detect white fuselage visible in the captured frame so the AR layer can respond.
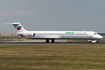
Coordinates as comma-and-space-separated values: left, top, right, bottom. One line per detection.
17, 31, 103, 40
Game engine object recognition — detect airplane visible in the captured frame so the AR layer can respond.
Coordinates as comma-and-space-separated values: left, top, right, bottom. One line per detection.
7, 22, 103, 43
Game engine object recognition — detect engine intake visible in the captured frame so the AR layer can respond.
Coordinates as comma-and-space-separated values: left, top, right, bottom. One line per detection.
33, 33, 35, 37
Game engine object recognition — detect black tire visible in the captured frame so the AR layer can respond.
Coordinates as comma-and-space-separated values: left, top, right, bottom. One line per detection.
96, 40, 99, 43
46, 39, 49, 43
51, 39, 54, 43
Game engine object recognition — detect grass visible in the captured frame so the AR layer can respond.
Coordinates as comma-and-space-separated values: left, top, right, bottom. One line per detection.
0, 45, 105, 70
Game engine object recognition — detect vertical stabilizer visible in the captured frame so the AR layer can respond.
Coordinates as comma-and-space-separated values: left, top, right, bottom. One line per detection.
12, 22, 26, 32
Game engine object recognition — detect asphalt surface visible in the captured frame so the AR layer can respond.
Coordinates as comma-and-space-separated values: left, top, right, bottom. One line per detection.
0, 42, 105, 45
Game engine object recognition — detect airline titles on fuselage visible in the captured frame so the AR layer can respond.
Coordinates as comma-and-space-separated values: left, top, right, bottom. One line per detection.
66, 32, 87, 35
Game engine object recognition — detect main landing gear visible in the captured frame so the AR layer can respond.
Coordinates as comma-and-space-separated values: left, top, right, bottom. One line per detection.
51, 39, 54, 43
46, 39, 55, 43
46, 39, 49, 43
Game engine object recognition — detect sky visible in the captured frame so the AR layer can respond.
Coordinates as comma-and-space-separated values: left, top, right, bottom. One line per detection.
0, 0, 105, 33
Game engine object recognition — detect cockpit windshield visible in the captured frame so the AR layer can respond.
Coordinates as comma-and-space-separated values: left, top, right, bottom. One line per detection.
93, 32, 98, 35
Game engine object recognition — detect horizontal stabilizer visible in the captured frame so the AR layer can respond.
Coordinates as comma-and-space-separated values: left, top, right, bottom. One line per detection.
4, 22, 20, 25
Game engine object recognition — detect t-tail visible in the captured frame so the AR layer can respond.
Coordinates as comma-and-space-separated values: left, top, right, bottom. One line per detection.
12, 22, 27, 32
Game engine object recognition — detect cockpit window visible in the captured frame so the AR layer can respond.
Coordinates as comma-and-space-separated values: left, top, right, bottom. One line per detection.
93, 33, 97, 35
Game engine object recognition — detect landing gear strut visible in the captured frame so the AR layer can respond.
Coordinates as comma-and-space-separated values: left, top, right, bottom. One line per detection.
46, 39, 49, 43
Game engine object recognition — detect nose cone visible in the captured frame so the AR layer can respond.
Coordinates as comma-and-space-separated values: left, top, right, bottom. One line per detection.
93, 35, 103, 39
98, 35, 103, 39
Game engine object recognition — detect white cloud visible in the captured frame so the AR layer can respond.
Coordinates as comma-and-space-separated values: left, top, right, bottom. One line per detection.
0, 11, 9, 16
3, 2, 10, 5
0, 11, 34, 16
17, 11, 34, 16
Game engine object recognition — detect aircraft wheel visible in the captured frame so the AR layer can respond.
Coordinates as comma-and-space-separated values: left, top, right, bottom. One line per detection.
96, 40, 99, 43
46, 39, 49, 43
51, 39, 54, 43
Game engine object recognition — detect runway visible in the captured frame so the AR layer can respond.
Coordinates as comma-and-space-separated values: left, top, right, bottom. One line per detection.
0, 42, 105, 45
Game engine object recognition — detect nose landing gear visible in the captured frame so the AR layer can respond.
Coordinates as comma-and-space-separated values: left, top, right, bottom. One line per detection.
92, 40, 99, 43
88, 40, 99, 43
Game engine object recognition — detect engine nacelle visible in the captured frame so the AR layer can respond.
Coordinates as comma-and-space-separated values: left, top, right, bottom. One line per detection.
22, 33, 35, 37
